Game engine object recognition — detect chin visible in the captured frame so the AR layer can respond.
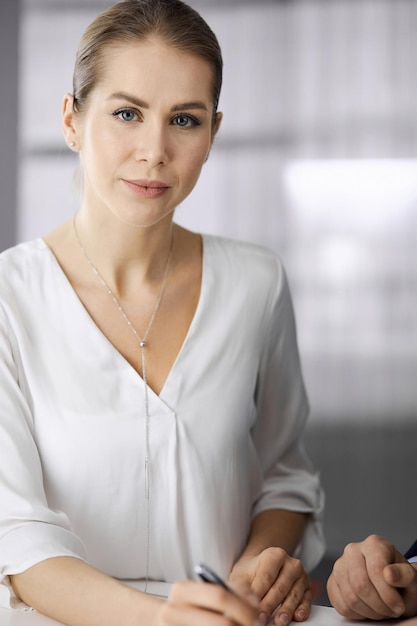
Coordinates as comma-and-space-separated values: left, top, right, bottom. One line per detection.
110, 206, 176, 229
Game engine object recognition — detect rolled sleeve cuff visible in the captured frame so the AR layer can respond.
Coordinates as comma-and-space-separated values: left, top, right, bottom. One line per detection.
0, 521, 87, 609
405, 540, 417, 560
252, 473, 326, 573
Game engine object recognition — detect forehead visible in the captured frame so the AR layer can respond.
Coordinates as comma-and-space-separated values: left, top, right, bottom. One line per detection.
94, 37, 215, 105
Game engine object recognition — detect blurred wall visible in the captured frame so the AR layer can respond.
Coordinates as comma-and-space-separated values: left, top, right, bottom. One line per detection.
0, 0, 19, 251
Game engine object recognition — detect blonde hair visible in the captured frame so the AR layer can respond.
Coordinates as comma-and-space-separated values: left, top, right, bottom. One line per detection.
73, 0, 223, 120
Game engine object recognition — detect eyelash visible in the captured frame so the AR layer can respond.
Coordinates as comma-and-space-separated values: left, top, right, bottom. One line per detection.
112, 108, 201, 128
172, 114, 201, 128
112, 108, 139, 123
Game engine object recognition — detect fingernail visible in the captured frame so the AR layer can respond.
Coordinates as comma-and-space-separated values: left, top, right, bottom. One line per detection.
255, 612, 268, 626
296, 609, 306, 620
279, 613, 290, 625
393, 605, 404, 616
390, 566, 400, 583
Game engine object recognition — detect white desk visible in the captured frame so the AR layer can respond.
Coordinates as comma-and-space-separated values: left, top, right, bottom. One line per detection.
2, 599, 417, 625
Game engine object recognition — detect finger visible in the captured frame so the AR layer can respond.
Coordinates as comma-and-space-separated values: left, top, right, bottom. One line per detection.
331, 543, 403, 619
293, 588, 312, 622
384, 563, 417, 589
359, 559, 405, 617
161, 602, 246, 626
385, 563, 417, 618
227, 575, 260, 606
249, 548, 287, 600
327, 576, 374, 620
327, 574, 381, 620
273, 581, 312, 626
328, 569, 399, 621
258, 555, 307, 614
168, 580, 259, 626
359, 535, 409, 597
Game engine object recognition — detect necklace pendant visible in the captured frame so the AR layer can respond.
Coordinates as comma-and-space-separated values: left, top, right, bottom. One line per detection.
140, 340, 147, 348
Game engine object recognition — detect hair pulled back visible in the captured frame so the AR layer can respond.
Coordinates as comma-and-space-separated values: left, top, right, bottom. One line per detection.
73, 0, 223, 117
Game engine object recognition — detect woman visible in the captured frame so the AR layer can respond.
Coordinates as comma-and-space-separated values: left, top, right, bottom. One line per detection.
0, 1, 324, 624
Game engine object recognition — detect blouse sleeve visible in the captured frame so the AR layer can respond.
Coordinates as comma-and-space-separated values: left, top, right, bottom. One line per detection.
405, 540, 417, 560
0, 303, 87, 609
251, 259, 325, 572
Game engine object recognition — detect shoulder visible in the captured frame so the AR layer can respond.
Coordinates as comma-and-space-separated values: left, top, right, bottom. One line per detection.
202, 234, 285, 286
0, 239, 53, 298
0, 238, 49, 266
202, 234, 288, 308
200, 235, 292, 328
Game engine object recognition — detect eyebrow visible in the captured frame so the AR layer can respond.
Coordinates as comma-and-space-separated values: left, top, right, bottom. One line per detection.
107, 91, 209, 112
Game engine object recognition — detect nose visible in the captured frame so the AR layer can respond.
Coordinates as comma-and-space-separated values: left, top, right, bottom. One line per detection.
135, 120, 168, 167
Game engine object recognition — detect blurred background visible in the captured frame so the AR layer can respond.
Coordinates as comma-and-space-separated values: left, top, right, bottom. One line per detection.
1, 0, 417, 602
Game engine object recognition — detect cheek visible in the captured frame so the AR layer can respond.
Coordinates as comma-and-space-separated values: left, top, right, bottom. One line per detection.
181, 139, 210, 171
180, 151, 206, 191
82, 131, 127, 182
83, 117, 125, 157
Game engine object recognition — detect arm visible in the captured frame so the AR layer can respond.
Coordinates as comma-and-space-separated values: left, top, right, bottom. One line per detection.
12, 557, 263, 626
249, 262, 324, 574
230, 510, 311, 626
227, 263, 323, 626
237, 508, 308, 558
11, 557, 162, 626
327, 534, 417, 620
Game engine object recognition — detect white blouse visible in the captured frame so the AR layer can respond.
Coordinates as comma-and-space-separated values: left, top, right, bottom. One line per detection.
0, 234, 324, 608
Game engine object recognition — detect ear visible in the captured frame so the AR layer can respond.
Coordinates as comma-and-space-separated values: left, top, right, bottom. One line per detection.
62, 93, 80, 150
212, 111, 223, 140
205, 112, 223, 161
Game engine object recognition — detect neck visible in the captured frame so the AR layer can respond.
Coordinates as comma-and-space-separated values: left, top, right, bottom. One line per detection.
73, 210, 175, 294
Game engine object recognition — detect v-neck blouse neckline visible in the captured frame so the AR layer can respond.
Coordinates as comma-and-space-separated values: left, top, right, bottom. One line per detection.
38, 234, 210, 403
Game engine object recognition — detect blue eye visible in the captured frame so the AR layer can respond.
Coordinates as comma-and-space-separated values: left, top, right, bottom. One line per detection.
172, 114, 200, 128
113, 108, 138, 122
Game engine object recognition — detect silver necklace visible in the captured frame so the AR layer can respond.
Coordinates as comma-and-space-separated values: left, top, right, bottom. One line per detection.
73, 215, 174, 589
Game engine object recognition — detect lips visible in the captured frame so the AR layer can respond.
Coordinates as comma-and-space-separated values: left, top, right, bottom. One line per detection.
123, 178, 170, 199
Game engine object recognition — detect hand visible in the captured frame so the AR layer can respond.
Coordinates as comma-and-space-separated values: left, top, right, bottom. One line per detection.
229, 547, 312, 626
327, 534, 417, 620
157, 579, 262, 626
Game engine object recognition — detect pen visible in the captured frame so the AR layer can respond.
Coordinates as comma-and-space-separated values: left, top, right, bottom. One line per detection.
195, 563, 264, 626
194, 562, 236, 595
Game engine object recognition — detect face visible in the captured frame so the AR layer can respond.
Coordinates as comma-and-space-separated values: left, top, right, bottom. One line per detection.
63, 37, 222, 229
